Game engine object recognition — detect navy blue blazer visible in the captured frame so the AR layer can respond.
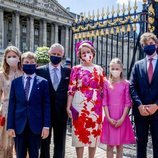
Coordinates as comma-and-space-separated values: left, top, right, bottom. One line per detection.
36, 64, 71, 126
130, 58, 158, 116
7, 75, 51, 134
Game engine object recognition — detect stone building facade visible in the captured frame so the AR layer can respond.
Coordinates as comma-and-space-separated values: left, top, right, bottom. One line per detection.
0, 0, 74, 57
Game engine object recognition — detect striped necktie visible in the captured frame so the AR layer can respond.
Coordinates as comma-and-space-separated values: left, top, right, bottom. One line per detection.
24, 76, 31, 100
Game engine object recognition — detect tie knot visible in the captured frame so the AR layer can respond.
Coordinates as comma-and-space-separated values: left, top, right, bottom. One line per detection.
149, 58, 153, 62
53, 68, 58, 72
26, 76, 31, 80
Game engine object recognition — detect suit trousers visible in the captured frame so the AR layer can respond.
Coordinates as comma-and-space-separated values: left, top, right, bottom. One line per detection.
15, 123, 41, 158
134, 111, 158, 158
40, 121, 67, 158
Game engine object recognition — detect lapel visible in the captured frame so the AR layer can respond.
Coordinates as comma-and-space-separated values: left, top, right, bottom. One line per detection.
141, 58, 149, 84
56, 66, 66, 91
45, 64, 52, 84
151, 59, 158, 84
29, 76, 39, 101
19, 77, 26, 100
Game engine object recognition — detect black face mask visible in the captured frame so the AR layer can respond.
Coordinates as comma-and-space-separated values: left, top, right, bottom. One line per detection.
22, 64, 36, 75
143, 44, 156, 56
50, 56, 62, 65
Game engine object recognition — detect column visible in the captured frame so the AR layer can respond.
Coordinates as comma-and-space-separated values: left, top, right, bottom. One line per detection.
0, 7, 4, 49
15, 12, 20, 48
51, 24, 55, 45
4, 18, 8, 48
26, 17, 30, 50
43, 20, 47, 46
29, 16, 34, 52
65, 26, 69, 57
61, 27, 65, 47
55, 23, 58, 43
39, 20, 43, 46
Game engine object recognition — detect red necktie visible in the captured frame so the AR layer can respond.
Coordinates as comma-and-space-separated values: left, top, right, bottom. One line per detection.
148, 58, 153, 83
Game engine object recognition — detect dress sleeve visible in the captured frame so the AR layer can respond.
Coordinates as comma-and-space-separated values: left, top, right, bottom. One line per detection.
0, 73, 3, 110
100, 67, 106, 88
125, 81, 132, 107
68, 66, 77, 96
102, 80, 108, 107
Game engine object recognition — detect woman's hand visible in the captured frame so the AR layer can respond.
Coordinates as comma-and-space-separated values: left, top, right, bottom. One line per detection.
108, 117, 116, 126
8, 129, 16, 137
67, 107, 72, 118
115, 117, 124, 128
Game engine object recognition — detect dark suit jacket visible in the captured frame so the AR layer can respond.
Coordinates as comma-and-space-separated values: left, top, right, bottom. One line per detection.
7, 75, 51, 134
130, 58, 158, 116
36, 64, 71, 126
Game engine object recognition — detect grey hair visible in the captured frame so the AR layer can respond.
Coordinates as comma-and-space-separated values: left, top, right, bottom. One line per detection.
48, 43, 64, 55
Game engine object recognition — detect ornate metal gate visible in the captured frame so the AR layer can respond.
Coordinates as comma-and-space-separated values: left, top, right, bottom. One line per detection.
71, 0, 155, 78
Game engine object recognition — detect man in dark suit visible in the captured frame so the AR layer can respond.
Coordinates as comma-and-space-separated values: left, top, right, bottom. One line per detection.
7, 52, 51, 158
130, 32, 158, 158
36, 43, 71, 158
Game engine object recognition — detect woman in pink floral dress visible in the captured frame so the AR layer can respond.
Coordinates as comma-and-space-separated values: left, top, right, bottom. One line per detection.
67, 41, 105, 158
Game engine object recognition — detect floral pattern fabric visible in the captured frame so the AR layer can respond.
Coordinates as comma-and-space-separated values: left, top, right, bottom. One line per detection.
0, 71, 22, 158
68, 64, 105, 147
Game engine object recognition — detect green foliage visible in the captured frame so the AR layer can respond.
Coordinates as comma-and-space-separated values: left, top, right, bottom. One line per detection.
35, 47, 50, 64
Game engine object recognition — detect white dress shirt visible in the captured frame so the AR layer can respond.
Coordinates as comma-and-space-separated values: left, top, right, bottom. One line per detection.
23, 73, 49, 129
23, 73, 36, 100
146, 54, 158, 72
49, 63, 61, 86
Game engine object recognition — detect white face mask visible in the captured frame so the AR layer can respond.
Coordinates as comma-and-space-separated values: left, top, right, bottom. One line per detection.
110, 70, 121, 78
81, 53, 93, 63
7, 57, 19, 67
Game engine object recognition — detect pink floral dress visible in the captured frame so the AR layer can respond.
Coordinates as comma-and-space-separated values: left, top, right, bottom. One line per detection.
68, 64, 105, 147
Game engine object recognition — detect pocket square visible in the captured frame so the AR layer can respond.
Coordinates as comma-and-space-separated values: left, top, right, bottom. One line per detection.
65, 77, 69, 79
70, 106, 79, 120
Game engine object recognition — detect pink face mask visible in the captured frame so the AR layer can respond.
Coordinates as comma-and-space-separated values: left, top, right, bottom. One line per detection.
81, 53, 93, 63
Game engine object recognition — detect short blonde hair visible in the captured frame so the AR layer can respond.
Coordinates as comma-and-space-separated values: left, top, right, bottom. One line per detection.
48, 43, 64, 55
140, 32, 158, 46
21, 52, 37, 63
78, 43, 96, 59
1, 46, 21, 79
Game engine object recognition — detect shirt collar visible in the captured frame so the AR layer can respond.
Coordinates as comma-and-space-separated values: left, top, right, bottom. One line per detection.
49, 62, 61, 71
24, 73, 36, 80
146, 54, 158, 61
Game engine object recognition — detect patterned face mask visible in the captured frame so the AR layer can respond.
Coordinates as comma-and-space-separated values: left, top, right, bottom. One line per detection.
81, 53, 93, 63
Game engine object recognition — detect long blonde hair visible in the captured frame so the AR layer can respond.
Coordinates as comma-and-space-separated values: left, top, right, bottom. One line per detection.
109, 58, 123, 83
1, 46, 21, 79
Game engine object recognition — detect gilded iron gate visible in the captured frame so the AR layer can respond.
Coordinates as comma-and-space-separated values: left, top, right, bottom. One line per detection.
70, 0, 155, 79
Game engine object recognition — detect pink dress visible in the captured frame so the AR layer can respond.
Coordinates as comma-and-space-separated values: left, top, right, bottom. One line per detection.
68, 64, 105, 147
100, 80, 135, 145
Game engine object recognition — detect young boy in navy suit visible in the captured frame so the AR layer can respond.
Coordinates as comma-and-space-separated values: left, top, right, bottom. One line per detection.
7, 52, 51, 158
130, 32, 158, 158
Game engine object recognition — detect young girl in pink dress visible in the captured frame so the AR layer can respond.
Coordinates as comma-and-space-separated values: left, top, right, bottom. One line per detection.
100, 58, 135, 158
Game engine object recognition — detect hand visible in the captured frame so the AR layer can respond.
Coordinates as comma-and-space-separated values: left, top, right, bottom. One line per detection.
146, 104, 158, 115
66, 107, 72, 118
115, 118, 124, 128
108, 117, 116, 126
8, 129, 16, 137
138, 105, 150, 116
41, 128, 49, 139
